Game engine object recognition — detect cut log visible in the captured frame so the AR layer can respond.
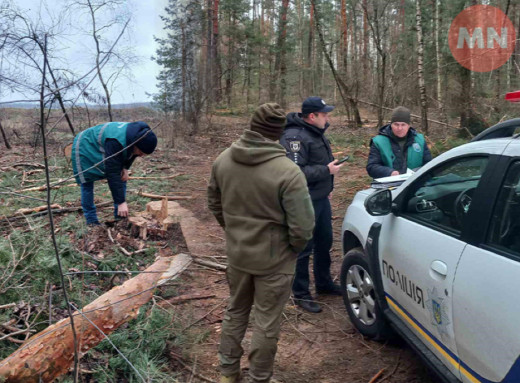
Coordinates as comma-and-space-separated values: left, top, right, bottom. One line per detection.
128, 172, 184, 180
0, 202, 113, 227
12, 163, 45, 169
136, 191, 193, 200
18, 182, 77, 193
15, 204, 62, 215
128, 200, 182, 239
0, 253, 192, 383
63, 143, 73, 159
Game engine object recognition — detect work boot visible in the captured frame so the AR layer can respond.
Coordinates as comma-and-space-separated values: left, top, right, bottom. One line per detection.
294, 297, 322, 313
221, 373, 240, 383
316, 283, 343, 296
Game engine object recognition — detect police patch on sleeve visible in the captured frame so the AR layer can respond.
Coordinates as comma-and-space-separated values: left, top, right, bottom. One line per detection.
289, 141, 301, 152
413, 143, 422, 152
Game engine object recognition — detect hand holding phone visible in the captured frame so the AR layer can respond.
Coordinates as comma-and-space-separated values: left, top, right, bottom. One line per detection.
335, 155, 350, 165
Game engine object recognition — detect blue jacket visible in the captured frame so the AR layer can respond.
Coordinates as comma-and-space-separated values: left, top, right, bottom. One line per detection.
72, 121, 150, 204
280, 113, 334, 200
367, 124, 432, 179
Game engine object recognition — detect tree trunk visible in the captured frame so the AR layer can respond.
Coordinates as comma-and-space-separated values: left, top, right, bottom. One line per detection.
276, 0, 289, 108
311, 0, 361, 125
213, 0, 222, 103
434, 0, 442, 106
362, 0, 369, 85
181, 24, 187, 120
225, 10, 233, 107
206, 0, 213, 111
416, 0, 428, 134
307, 3, 314, 95
0, 119, 11, 149
0, 255, 191, 383
341, 0, 348, 73
46, 67, 75, 136
87, 0, 113, 122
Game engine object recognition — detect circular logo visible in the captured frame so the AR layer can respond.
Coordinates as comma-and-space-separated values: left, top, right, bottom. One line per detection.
448, 5, 515, 72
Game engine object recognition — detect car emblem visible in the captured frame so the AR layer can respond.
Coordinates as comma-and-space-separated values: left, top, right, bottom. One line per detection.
432, 300, 442, 325
289, 141, 301, 152
426, 287, 451, 338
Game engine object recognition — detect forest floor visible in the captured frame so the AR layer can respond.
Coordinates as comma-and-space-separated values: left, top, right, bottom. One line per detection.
152, 114, 440, 383
0, 111, 444, 383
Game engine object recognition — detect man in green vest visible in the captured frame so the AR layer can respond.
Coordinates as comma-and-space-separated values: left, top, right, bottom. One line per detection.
366, 106, 431, 178
72, 121, 157, 226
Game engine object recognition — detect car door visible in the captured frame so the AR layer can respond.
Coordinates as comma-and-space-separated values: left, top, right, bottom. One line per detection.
378, 155, 491, 380
454, 152, 520, 383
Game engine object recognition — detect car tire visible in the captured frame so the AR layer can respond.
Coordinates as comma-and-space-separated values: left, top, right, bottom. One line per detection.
340, 247, 390, 341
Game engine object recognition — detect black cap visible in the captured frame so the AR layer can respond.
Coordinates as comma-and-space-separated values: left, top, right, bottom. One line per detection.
302, 96, 335, 115
390, 106, 411, 124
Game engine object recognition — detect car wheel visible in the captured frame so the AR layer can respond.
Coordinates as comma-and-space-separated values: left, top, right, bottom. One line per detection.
340, 247, 390, 341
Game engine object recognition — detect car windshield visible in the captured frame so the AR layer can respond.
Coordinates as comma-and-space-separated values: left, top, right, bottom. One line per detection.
425, 173, 482, 187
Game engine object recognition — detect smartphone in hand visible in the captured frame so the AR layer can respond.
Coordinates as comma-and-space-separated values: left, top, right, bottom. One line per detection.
335, 155, 350, 165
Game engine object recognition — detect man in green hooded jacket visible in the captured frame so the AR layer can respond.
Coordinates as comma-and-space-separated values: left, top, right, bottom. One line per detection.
208, 103, 315, 383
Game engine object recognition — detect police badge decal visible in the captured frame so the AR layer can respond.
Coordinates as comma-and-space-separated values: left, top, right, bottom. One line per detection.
290, 141, 301, 152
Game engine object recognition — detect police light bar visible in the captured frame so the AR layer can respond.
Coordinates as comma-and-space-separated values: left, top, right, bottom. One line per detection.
505, 91, 520, 102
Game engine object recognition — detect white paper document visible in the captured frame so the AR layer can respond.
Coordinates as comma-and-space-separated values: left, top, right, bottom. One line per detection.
373, 168, 415, 184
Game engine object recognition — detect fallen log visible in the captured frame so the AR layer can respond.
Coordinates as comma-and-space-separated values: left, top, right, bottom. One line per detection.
15, 204, 62, 215
129, 172, 184, 180
135, 191, 193, 200
18, 182, 77, 193
0, 253, 192, 383
192, 258, 227, 271
12, 163, 45, 169
0, 201, 112, 225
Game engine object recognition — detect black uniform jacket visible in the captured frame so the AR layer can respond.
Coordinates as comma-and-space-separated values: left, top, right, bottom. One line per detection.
280, 112, 334, 200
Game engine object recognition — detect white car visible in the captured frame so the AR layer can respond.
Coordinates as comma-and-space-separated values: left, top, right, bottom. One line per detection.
340, 117, 520, 383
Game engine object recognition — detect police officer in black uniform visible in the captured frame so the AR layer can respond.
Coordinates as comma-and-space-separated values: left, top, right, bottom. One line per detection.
280, 97, 345, 313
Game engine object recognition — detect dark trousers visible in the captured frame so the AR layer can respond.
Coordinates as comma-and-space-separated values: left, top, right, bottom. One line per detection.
80, 181, 126, 225
292, 197, 334, 299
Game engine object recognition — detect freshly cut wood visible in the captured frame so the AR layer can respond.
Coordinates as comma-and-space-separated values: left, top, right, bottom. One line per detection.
18, 182, 77, 193
0, 253, 192, 383
16, 204, 62, 215
128, 200, 182, 239
63, 143, 73, 159
136, 191, 192, 200
193, 258, 226, 271
129, 172, 184, 180
0, 201, 112, 225
12, 163, 45, 169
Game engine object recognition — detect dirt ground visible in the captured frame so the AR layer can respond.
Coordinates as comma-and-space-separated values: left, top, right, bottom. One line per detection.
0, 113, 441, 383
155, 115, 440, 383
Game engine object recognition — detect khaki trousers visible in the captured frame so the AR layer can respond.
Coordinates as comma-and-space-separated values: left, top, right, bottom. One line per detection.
218, 266, 293, 383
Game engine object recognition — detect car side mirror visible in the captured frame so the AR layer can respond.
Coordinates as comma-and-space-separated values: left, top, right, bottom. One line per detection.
365, 189, 392, 216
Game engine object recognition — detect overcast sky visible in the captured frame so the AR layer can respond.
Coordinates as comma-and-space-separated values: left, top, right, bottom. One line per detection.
2, 0, 169, 105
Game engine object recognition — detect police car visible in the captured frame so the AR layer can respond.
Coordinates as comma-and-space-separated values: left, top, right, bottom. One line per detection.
340, 93, 520, 383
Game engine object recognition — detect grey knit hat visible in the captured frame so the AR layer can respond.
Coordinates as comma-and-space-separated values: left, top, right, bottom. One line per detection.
391, 106, 411, 124
250, 103, 287, 140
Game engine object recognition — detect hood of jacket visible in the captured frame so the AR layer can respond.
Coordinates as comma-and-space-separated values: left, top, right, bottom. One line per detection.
126, 121, 152, 147
286, 112, 329, 135
230, 129, 287, 165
